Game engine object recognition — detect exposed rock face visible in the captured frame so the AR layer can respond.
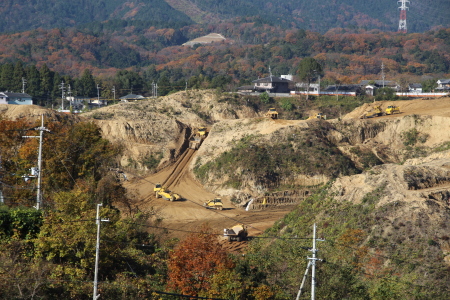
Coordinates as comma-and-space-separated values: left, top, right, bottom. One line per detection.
82, 90, 261, 171
331, 151, 450, 264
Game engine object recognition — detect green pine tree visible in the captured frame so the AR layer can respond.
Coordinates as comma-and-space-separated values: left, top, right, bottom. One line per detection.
25, 65, 42, 104
12, 61, 25, 93
0, 63, 14, 92
39, 64, 53, 106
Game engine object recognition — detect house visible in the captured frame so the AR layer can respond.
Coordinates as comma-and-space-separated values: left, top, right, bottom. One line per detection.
0, 92, 33, 105
252, 75, 293, 93
408, 83, 422, 93
436, 79, 450, 91
359, 80, 399, 96
119, 94, 145, 102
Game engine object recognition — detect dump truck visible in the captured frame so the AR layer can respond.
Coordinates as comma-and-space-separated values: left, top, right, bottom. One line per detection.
204, 198, 223, 210
156, 187, 182, 201
265, 108, 278, 119
362, 105, 383, 119
307, 112, 326, 120
224, 224, 248, 242
189, 127, 208, 150
385, 105, 400, 115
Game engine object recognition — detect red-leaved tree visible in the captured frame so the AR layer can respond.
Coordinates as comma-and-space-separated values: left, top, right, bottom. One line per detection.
167, 224, 234, 296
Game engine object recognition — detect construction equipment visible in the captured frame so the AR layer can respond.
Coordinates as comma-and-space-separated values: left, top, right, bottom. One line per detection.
385, 105, 400, 115
156, 187, 182, 201
265, 108, 278, 119
362, 105, 383, 119
154, 183, 163, 195
204, 198, 223, 210
224, 224, 248, 242
307, 112, 326, 120
189, 127, 208, 150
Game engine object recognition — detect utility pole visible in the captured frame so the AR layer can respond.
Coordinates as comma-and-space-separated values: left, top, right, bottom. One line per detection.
295, 223, 324, 300
112, 86, 116, 103
317, 75, 320, 99
22, 77, 27, 94
97, 84, 101, 106
22, 115, 50, 210
59, 81, 66, 110
398, 0, 409, 33
67, 85, 72, 110
381, 62, 385, 88
93, 203, 109, 300
151, 81, 155, 98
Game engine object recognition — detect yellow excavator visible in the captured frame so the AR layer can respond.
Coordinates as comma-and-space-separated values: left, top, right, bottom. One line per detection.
362, 105, 383, 119
204, 198, 223, 210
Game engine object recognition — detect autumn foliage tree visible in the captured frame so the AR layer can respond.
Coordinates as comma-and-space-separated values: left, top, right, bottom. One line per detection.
167, 224, 234, 296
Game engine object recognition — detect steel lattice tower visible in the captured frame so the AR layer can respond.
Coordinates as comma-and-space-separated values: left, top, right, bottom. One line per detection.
398, 0, 410, 33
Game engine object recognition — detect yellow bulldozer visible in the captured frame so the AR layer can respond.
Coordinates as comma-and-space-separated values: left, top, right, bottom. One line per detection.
189, 127, 208, 150
204, 198, 223, 210
385, 105, 400, 115
265, 108, 278, 119
307, 112, 326, 120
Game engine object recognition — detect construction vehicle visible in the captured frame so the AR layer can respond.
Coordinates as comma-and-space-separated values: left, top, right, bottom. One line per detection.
189, 127, 208, 150
265, 108, 278, 119
204, 198, 223, 210
224, 224, 248, 242
385, 105, 400, 115
156, 187, 182, 201
362, 105, 383, 119
154, 183, 163, 195
307, 112, 326, 120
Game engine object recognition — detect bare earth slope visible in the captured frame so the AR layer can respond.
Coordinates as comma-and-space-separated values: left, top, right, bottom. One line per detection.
4, 95, 450, 247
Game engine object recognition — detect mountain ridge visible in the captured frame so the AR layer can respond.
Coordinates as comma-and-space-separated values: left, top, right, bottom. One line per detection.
0, 0, 449, 34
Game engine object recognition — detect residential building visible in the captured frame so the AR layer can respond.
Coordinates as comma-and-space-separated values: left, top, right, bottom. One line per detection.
252, 75, 293, 93
436, 79, 450, 91
0, 92, 33, 105
408, 83, 423, 93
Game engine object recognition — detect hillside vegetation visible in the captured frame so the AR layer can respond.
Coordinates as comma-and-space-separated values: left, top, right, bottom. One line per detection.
1, 0, 449, 33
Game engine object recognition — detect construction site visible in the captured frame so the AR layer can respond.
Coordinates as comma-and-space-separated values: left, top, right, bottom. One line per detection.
4, 91, 450, 251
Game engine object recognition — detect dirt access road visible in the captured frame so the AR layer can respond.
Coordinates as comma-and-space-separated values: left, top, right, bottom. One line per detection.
124, 164, 291, 245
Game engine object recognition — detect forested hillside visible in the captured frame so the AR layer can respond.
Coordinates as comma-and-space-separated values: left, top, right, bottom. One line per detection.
0, 26, 448, 107
0, 0, 193, 33
0, 0, 449, 34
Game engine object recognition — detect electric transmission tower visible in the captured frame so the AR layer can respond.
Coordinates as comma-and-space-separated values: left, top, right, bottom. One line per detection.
398, 0, 410, 33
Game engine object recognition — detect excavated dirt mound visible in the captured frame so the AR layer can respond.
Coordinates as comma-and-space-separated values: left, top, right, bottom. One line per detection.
343, 97, 450, 120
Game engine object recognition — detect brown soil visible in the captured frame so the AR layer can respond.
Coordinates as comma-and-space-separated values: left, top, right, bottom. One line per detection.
4, 95, 450, 250
343, 97, 450, 120
123, 148, 292, 244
